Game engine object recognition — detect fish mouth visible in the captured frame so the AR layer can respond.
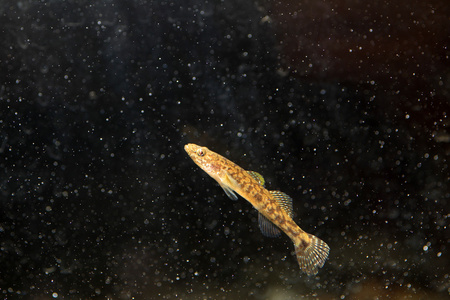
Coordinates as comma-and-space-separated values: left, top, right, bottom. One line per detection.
184, 143, 194, 153
184, 143, 199, 155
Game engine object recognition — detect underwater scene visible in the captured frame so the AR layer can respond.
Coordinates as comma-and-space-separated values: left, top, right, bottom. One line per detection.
1, 0, 448, 299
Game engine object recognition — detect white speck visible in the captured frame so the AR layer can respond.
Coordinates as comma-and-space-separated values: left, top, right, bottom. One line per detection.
52, 293, 58, 298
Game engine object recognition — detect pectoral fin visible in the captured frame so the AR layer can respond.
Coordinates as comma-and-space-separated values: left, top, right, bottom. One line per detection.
219, 182, 238, 200
218, 172, 239, 200
258, 213, 281, 237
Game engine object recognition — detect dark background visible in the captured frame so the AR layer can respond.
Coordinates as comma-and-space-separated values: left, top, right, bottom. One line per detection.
1, 0, 449, 299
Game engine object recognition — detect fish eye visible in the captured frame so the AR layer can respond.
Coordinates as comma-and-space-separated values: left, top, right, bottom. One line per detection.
197, 148, 205, 156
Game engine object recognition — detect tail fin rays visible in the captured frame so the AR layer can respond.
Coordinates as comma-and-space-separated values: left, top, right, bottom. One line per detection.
295, 234, 330, 276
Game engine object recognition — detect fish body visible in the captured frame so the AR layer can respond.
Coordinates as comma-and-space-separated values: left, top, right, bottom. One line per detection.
184, 143, 329, 276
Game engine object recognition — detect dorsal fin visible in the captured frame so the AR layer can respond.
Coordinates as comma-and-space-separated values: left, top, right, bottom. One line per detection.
258, 213, 281, 238
269, 190, 294, 218
247, 171, 265, 186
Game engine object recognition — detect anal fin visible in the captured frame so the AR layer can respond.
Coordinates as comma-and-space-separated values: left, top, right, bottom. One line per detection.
258, 213, 281, 238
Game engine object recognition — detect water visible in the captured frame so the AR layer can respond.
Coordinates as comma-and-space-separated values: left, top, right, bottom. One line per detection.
1, 0, 448, 299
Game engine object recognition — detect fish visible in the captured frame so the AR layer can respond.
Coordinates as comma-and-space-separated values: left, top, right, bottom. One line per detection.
184, 143, 330, 276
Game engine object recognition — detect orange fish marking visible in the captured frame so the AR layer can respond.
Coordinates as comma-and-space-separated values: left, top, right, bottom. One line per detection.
184, 143, 329, 276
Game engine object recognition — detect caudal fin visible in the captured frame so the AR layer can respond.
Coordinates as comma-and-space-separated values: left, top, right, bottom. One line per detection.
295, 234, 330, 276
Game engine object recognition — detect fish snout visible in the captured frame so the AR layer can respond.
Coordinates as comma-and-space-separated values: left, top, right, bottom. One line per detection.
184, 143, 199, 154
184, 143, 194, 152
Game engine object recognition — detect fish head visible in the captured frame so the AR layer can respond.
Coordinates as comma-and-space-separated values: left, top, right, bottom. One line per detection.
184, 143, 221, 178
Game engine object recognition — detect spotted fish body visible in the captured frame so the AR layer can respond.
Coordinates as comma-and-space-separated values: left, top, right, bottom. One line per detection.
184, 143, 330, 276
